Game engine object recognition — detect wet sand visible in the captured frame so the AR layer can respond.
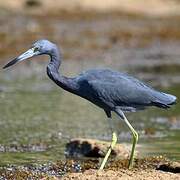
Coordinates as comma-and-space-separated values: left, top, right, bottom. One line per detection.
63, 168, 180, 180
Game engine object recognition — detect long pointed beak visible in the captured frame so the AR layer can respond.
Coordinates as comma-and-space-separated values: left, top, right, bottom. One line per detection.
3, 48, 36, 69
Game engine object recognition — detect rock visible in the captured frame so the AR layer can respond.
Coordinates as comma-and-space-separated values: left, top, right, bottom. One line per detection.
65, 138, 131, 159
156, 161, 180, 173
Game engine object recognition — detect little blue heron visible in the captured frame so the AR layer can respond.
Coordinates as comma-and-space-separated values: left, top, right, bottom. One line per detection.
3, 39, 177, 169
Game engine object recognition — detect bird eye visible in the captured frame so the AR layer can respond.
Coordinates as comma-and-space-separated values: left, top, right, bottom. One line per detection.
34, 47, 39, 52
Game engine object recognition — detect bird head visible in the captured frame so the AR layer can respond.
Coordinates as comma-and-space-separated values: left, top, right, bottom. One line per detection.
3, 39, 55, 69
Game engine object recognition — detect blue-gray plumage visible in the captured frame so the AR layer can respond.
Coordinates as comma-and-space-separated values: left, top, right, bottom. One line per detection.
3, 39, 177, 169
73, 69, 176, 111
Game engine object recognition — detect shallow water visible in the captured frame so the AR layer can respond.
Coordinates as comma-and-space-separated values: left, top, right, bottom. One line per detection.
0, 61, 179, 165
0, 13, 179, 165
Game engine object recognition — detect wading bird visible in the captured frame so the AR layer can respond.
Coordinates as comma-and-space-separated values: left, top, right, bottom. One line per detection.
3, 39, 176, 169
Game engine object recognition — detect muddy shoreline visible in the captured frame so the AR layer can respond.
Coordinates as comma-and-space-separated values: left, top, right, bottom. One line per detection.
0, 156, 179, 179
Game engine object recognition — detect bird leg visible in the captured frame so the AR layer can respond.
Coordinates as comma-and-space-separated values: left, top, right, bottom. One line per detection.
99, 131, 117, 170
115, 109, 138, 169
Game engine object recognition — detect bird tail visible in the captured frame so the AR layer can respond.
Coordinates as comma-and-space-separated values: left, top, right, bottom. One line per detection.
152, 92, 177, 108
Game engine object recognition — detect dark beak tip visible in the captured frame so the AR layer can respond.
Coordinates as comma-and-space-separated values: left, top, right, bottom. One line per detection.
2, 58, 19, 69
3, 64, 8, 69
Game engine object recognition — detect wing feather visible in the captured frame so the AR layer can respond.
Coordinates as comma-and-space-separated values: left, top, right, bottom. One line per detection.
88, 77, 157, 108
76, 69, 175, 110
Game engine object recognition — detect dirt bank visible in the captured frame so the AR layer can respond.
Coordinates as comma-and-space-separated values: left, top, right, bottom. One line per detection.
1, 0, 180, 17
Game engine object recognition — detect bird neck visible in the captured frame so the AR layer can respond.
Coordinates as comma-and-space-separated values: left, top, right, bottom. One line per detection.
47, 46, 79, 93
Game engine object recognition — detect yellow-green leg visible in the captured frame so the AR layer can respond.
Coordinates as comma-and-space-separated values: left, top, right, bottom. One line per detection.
99, 131, 117, 170
115, 109, 139, 169
125, 118, 138, 169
